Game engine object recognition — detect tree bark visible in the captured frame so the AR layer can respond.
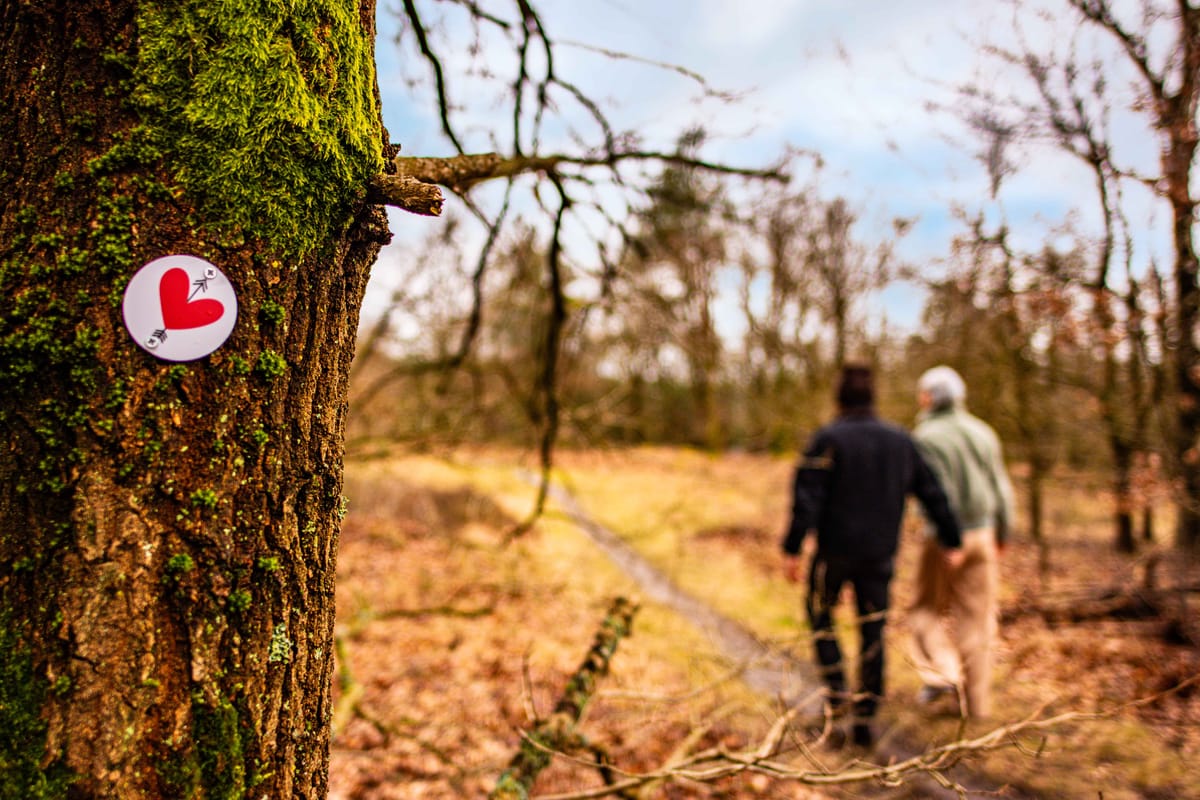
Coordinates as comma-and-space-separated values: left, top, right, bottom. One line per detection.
1172, 183, 1200, 549
1113, 443, 1137, 554
0, 1, 390, 797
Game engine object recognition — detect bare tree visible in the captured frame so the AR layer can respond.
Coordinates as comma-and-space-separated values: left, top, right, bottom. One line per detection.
1062, 0, 1200, 550
363, 3, 788, 501
737, 187, 827, 449
917, 217, 1078, 572
967, 8, 1170, 551
734, 184, 896, 448
803, 197, 893, 370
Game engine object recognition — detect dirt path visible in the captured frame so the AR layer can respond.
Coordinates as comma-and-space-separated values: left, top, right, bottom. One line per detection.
543, 480, 821, 708
543, 478, 1038, 800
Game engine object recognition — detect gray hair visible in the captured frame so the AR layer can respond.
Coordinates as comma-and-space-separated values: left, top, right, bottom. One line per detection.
918, 365, 966, 409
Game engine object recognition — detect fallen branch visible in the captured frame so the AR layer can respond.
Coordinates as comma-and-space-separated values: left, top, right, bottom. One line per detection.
1000, 571, 1200, 645
528, 704, 1092, 800
528, 674, 1200, 800
375, 602, 494, 620
340, 587, 499, 639
490, 596, 639, 800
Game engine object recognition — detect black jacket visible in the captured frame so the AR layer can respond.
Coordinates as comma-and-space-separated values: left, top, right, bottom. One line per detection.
782, 409, 961, 561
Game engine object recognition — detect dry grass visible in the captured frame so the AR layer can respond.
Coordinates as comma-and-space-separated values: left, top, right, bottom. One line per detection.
330, 446, 1200, 800
331, 450, 823, 800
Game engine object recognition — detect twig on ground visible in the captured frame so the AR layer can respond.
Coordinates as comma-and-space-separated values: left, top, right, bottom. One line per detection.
523, 672, 1200, 800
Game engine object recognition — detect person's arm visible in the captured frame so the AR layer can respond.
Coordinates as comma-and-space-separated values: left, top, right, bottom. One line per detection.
910, 442, 962, 551
781, 433, 833, 580
782, 535, 816, 583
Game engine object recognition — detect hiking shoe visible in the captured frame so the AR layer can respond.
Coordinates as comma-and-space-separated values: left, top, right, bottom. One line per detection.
851, 722, 874, 748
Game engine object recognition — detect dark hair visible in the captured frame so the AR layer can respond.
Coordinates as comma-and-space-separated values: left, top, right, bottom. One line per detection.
836, 364, 874, 410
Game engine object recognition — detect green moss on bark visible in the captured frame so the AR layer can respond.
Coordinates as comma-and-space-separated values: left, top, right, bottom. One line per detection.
0, 181, 138, 495
157, 696, 247, 800
193, 698, 246, 800
0, 617, 76, 799
129, 0, 384, 257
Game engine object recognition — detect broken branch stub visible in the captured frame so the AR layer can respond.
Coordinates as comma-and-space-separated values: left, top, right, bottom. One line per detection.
368, 173, 445, 216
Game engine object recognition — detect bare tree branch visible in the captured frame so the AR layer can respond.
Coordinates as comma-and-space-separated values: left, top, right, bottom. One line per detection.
1068, 0, 1166, 105
440, 0, 512, 30
368, 173, 446, 216
386, 151, 788, 195
360, 0, 796, 526
399, 0, 466, 153
508, 176, 569, 539
526, 671, 1200, 800
558, 38, 739, 101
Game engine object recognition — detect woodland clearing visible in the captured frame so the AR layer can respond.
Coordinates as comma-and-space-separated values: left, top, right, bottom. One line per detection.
329, 447, 1199, 799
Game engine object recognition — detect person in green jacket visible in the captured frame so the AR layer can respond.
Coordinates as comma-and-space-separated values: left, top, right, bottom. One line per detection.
909, 365, 1015, 719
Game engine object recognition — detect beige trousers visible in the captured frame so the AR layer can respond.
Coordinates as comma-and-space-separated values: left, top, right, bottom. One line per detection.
907, 527, 999, 718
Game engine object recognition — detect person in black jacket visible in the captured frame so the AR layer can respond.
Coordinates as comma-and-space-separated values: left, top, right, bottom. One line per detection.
782, 364, 962, 747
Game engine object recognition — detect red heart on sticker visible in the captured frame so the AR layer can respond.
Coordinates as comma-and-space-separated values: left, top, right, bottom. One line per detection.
159, 267, 224, 329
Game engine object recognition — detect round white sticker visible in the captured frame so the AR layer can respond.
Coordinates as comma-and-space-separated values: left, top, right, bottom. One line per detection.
122, 254, 238, 361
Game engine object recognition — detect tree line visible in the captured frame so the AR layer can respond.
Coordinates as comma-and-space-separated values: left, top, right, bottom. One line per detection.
354, 0, 1200, 559
349, 135, 1170, 558
343, 0, 1200, 567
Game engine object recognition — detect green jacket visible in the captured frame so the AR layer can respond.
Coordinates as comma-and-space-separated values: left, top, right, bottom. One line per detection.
914, 404, 1015, 542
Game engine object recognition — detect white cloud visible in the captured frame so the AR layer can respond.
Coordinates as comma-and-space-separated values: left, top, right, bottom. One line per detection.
694, 0, 806, 48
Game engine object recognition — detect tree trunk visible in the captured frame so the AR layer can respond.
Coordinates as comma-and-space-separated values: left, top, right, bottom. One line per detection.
1173, 187, 1200, 550
691, 299, 724, 451
1161, 11, 1200, 552
1066, 1, 1200, 552
0, 2, 390, 797
1113, 443, 1137, 554
1027, 455, 1051, 578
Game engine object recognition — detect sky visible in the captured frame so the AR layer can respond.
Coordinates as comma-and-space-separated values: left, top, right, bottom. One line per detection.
366, 0, 1169, 336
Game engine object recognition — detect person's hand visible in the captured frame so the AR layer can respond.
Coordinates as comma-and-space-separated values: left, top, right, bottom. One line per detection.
943, 547, 966, 570
783, 555, 802, 584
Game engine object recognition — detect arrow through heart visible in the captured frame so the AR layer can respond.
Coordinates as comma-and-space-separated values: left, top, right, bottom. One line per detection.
159, 267, 224, 330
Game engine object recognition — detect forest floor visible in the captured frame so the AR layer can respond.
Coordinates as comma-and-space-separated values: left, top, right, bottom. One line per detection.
328, 447, 1200, 800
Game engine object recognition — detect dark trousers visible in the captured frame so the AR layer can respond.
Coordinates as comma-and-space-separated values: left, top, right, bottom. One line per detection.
806, 554, 894, 720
